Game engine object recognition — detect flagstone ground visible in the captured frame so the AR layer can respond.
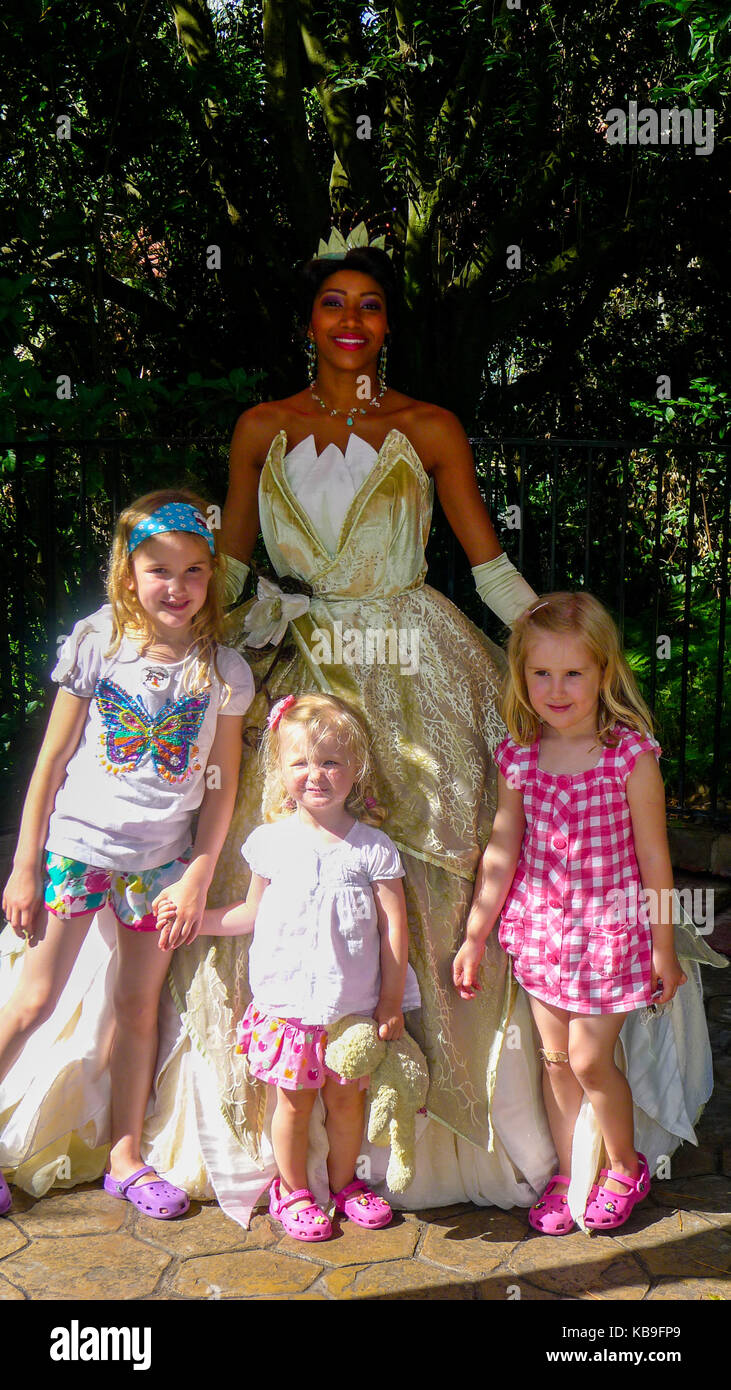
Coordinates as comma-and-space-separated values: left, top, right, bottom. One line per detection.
0, 884, 729, 1301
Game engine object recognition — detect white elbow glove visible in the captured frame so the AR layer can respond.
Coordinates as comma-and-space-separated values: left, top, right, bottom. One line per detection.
218, 554, 250, 606
472, 553, 537, 628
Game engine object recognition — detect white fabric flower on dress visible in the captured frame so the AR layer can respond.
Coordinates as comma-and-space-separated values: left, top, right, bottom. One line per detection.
242, 578, 310, 648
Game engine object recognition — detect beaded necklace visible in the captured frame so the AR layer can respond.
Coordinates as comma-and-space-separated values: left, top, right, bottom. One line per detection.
309, 380, 386, 429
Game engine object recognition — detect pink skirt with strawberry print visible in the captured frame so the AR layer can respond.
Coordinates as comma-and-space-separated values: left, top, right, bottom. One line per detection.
236, 1003, 369, 1092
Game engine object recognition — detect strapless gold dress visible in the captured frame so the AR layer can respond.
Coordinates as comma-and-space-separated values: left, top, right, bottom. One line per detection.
168, 428, 515, 1154
1, 429, 720, 1227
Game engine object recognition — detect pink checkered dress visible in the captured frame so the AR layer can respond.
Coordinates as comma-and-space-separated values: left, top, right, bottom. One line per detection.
494, 726, 660, 1015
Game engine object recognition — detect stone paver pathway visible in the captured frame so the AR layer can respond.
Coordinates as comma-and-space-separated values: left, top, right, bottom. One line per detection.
1, 939, 729, 1302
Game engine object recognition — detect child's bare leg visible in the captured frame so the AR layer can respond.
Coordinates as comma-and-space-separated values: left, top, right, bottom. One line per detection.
108, 925, 171, 1186
528, 995, 584, 1194
322, 1076, 367, 1194
568, 1013, 638, 1193
271, 1086, 318, 1211
0, 912, 93, 1082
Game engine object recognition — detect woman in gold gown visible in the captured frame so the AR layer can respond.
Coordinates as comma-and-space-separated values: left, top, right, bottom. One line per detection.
1, 245, 720, 1227
158, 244, 556, 1222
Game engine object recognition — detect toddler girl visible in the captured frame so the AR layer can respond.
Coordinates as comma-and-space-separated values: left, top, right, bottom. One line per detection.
160, 692, 420, 1241
0, 489, 253, 1219
453, 592, 686, 1235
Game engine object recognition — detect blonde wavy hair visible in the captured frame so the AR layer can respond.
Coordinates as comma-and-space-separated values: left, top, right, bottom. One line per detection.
260, 693, 386, 827
106, 487, 228, 699
504, 591, 654, 746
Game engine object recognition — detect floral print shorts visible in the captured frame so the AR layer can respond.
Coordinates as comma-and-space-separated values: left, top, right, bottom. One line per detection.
43, 851, 191, 932
236, 1003, 369, 1092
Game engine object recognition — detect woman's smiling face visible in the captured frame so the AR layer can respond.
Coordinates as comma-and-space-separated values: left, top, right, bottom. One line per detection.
309, 270, 389, 370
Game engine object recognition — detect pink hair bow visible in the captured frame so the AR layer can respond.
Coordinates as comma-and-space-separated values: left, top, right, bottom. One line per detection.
267, 695, 297, 730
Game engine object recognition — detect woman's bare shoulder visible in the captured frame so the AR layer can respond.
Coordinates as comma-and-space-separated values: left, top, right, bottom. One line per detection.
230, 395, 310, 467
391, 399, 470, 469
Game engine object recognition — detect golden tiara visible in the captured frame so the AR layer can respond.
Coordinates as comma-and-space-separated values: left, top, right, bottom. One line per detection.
315, 220, 392, 260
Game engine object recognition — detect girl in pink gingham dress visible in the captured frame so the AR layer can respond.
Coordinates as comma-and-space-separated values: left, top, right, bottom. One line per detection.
453, 592, 686, 1236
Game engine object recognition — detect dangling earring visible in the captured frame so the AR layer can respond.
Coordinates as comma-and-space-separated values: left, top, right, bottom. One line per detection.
284, 794, 296, 812
377, 339, 388, 394
305, 335, 317, 384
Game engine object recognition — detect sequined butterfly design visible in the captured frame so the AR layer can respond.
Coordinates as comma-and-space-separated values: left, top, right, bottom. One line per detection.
94, 678, 209, 783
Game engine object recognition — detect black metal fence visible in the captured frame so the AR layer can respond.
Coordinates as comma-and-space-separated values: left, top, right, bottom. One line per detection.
1, 434, 729, 826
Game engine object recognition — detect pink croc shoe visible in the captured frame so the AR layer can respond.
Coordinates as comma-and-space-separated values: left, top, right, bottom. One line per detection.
584, 1153, 650, 1231
331, 1178, 392, 1229
528, 1175, 575, 1235
269, 1178, 332, 1242
0, 1170, 11, 1216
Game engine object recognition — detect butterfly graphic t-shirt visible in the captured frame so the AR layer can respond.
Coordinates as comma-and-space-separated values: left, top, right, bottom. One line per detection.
46, 606, 254, 871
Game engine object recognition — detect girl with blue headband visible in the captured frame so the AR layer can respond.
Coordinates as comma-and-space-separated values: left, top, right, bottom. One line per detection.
0, 488, 254, 1220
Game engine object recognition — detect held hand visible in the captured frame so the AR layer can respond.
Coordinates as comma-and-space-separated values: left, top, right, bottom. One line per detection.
154, 895, 176, 923
452, 940, 484, 999
153, 895, 178, 951
2, 864, 45, 941
650, 948, 687, 1006
151, 879, 206, 952
374, 1001, 404, 1041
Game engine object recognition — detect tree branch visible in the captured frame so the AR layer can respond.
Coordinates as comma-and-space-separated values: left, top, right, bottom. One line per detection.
46, 257, 191, 337
261, 0, 330, 246
168, 0, 247, 227
169, 0, 217, 65
508, 262, 630, 404
471, 207, 649, 344
298, 2, 381, 212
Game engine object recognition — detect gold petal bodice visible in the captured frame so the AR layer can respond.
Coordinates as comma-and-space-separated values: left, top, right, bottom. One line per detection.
260, 427, 432, 600
173, 426, 512, 1149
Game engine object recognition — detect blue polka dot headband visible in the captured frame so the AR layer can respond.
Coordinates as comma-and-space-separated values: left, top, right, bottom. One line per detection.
127, 503, 216, 556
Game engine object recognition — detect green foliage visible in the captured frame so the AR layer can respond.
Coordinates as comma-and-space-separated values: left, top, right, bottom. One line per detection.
642, 0, 731, 99
1, 1, 728, 818
2, 0, 731, 435
0, 349, 262, 441
632, 375, 731, 438
623, 587, 725, 810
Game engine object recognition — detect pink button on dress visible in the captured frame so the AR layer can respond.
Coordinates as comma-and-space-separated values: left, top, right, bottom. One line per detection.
494, 727, 659, 1015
